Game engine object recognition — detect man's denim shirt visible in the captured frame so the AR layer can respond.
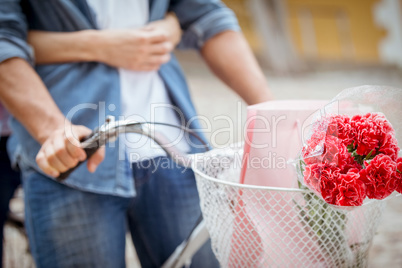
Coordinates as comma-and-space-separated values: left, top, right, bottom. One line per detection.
0, 0, 240, 197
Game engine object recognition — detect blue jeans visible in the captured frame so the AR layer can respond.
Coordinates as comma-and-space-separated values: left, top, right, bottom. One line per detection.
22, 157, 219, 268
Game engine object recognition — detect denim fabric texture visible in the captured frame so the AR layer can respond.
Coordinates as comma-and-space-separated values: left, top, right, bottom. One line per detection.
23, 157, 219, 268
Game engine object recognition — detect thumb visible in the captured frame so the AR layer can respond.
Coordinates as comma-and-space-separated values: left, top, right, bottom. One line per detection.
142, 25, 155, 31
65, 124, 93, 161
87, 146, 105, 173
65, 124, 92, 147
74, 125, 93, 141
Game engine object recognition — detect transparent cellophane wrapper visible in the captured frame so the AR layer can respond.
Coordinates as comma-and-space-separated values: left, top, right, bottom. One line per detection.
292, 85, 402, 267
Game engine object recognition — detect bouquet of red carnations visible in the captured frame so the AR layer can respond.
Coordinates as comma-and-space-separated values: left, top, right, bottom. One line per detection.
301, 112, 402, 206
292, 86, 402, 267
299, 86, 402, 207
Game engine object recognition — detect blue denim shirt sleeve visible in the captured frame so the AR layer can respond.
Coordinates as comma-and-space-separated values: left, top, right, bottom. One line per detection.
169, 0, 241, 50
0, 0, 34, 65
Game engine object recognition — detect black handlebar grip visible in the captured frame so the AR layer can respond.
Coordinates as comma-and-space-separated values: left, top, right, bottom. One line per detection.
56, 146, 99, 181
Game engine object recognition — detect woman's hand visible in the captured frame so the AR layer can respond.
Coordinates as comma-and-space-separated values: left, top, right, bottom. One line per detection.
94, 13, 181, 71
145, 12, 182, 47
28, 13, 182, 71
93, 27, 173, 71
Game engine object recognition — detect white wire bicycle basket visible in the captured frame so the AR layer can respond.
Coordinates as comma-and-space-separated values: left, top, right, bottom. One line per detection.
192, 143, 386, 268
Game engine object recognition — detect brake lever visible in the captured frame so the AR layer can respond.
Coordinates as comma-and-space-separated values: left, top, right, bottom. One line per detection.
57, 116, 204, 181
57, 116, 135, 181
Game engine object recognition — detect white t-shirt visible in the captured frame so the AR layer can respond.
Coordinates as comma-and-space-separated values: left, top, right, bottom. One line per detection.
87, 0, 190, 162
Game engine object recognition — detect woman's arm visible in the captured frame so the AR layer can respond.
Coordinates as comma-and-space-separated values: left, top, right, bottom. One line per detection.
28, 30, 96, 64
28, 13, 181, 71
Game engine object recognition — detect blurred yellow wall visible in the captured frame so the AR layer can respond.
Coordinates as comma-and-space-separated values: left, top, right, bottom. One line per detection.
285, 0, 386, 62
224, 0, 389, 65
222, 0, 262, 52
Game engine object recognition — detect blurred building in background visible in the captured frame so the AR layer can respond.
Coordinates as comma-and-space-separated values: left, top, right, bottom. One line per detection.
223, 0, 402, 72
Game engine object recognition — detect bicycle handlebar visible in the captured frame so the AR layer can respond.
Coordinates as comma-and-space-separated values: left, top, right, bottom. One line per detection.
57, 116, 209, 181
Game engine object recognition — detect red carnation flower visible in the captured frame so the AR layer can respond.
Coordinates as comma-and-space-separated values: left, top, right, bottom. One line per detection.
326, 115, 355, 146
303, 163, 322, 192
322, 135, 360, 173
378, 133, 399, 161
336, 169, 366, 206
394, 158, 402, 194
302, 131, 326, 165
352, 113, 395, 156
302, 112, 399, 206
359, 154, 397, 199
303, 134, 359, 172
304, 163, 341, 205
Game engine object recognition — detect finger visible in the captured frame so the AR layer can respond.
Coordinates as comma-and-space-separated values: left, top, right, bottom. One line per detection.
87, 146, 105, 173
138, 64, 161, 72
147, 30, 168, 44
149, 42, 173, 55
36, 149, 60, 177
75, 125, 93, 139
65, 125, 90, 161
147, 54, 171, 66
142, 25, 154, 31
44, 141, 69, 173
141, 65, 161, 72
66, 138, 86, 162
53, 134, 79, 168
136, 64, 160, 72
